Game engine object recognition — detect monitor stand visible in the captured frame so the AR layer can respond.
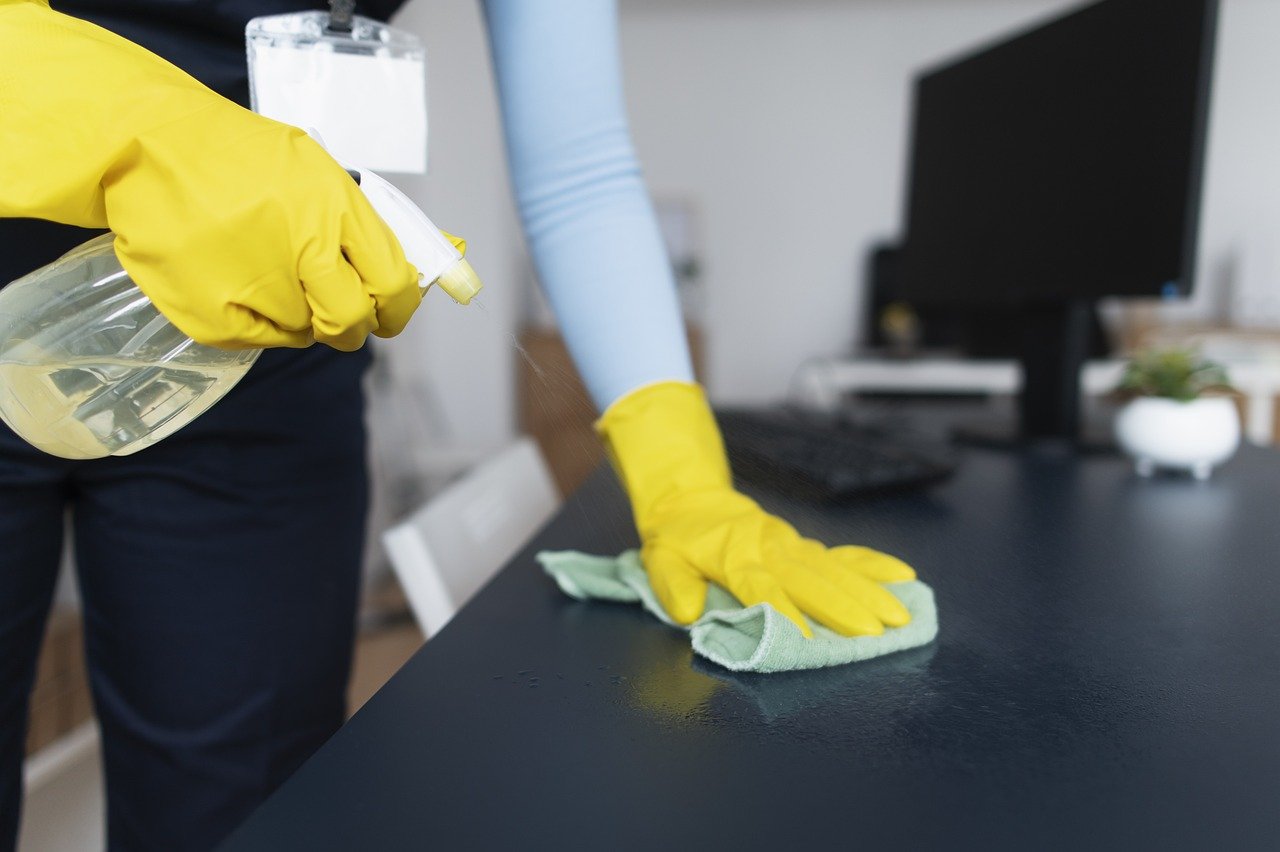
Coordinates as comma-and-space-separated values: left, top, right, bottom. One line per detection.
953, 300, 1116, 451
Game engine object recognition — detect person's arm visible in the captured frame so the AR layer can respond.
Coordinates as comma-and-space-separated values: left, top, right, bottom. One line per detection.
0, 0, 419, 351
483, 0, 917, 638
481, 0, 693, 409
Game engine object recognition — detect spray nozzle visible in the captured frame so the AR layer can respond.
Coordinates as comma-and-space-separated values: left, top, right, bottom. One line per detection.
433, 259, 482, 305
311, 129, 481, 305
350, 166, 483, 305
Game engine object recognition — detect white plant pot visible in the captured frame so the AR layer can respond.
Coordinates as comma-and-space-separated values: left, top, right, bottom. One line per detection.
1114, 396, 1240, 480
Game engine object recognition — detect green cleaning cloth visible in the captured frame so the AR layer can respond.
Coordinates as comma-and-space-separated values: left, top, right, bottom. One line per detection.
538, 550, 938, 674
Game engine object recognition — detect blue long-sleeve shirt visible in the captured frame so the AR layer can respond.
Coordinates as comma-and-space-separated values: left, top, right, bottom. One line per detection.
482, 0, 694, 409
59, 0, 695, 411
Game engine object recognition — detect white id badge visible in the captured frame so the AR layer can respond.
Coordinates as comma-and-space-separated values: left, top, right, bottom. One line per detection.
246, 11, 428, 174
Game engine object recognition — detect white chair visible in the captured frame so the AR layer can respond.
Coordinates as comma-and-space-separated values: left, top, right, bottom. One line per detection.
382, 438, 561, 638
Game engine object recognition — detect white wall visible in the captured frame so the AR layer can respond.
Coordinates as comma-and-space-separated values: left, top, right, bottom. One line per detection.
390, 0, 1280, 425
1189, 0, 1280, 328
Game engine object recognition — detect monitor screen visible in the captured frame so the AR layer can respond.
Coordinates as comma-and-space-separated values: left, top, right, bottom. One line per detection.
899, 0, 1218, 306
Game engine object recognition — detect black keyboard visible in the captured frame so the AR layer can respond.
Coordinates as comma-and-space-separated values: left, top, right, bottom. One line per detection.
716, 408, 957, 500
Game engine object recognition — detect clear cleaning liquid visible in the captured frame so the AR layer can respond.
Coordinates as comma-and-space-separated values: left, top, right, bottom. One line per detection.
0, 358, 247, 459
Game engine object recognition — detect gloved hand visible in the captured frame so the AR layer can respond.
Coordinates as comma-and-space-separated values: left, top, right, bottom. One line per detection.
597, 381, 916, 638
0, 0, 422, 351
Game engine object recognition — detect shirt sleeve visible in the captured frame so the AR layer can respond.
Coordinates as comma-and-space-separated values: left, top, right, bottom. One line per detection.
481, 0, 695, 412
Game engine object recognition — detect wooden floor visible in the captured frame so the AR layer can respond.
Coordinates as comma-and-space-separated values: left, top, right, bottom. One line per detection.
348, 620, 424, 714
348, 574, 426, 713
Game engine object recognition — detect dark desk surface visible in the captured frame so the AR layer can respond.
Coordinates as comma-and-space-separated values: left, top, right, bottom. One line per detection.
224, 444, 1280, 851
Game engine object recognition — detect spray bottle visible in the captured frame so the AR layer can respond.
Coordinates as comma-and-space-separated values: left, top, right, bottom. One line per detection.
0, 169, 480, 460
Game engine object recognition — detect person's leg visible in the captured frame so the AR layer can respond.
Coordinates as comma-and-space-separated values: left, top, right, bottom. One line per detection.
0, 427, 71, 850
0, 217, 97, 850
72, 346, 370, 851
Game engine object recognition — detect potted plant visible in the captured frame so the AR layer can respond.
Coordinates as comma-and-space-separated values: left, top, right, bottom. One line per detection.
1113, 348, 1239, 480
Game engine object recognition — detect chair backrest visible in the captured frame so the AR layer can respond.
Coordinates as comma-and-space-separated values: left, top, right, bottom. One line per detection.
382, 438, 561, 637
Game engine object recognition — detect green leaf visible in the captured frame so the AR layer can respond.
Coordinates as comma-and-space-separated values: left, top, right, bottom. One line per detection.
1113, 347, 1234, 400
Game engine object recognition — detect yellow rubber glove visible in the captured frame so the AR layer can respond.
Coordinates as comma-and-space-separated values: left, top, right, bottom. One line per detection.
0, 0, 420, 351
598, 381, 917, 638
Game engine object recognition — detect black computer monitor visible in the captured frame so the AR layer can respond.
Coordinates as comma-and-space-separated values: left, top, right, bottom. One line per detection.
898, 0, 1218, 442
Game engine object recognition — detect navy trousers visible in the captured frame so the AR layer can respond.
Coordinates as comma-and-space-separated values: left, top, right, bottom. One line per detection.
0, 338, 370, 851
3, 4, 382, 847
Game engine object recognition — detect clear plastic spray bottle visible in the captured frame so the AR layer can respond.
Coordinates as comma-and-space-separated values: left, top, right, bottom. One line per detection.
0, 168, 479, 460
